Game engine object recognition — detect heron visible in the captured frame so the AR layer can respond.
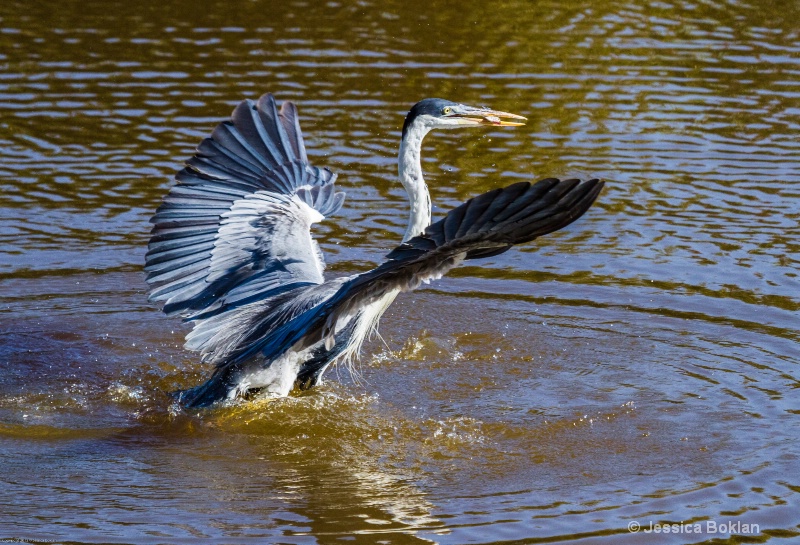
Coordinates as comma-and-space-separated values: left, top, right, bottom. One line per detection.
145, 94, 604, 408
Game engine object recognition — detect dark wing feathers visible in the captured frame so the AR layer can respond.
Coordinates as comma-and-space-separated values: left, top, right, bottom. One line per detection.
454, 186, 503, 239
277, 100, 308, 163
146, 93, 345, 326
475, 182, 531, 230
215, 178, 604, 369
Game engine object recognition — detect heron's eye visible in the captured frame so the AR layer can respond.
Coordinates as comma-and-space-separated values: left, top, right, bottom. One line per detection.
442, 106, 452, 115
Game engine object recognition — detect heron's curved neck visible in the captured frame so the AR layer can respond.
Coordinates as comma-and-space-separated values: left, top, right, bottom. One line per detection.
398, 120, 433, 242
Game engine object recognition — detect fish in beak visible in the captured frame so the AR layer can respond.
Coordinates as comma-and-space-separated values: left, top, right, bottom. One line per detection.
445, 104, 527, 127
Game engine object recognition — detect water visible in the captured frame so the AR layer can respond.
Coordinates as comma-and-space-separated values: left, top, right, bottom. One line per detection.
1, 0, 799, 542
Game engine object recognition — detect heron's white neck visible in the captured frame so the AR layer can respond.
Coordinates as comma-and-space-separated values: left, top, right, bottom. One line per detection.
398, 120, 433, 242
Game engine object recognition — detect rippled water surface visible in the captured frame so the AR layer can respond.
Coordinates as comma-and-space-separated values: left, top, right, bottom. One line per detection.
1, 0, 799, 543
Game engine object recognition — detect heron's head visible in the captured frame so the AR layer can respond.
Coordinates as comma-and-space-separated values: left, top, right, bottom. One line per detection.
402, 98, 526, 137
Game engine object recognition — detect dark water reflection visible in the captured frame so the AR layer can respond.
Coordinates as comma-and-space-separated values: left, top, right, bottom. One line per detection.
1, 0, 799, 542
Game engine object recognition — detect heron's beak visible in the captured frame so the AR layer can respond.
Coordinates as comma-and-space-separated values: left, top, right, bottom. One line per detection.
449, 105, 527, 127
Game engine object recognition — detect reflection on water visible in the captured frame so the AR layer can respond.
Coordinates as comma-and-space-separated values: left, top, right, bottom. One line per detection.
1, 0, 799, 542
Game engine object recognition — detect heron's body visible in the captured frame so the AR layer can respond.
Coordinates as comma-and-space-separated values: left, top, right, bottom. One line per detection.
145, 94, 603, 408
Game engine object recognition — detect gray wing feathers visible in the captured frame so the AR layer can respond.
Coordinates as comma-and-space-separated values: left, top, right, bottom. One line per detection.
296, 183, 346, 217
145, 93, 345, 325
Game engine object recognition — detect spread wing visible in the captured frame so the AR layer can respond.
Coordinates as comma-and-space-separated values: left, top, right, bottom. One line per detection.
145, 93, 345, 320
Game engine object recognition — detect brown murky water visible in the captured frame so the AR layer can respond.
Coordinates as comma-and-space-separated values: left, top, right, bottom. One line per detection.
1, 0, 799, 543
